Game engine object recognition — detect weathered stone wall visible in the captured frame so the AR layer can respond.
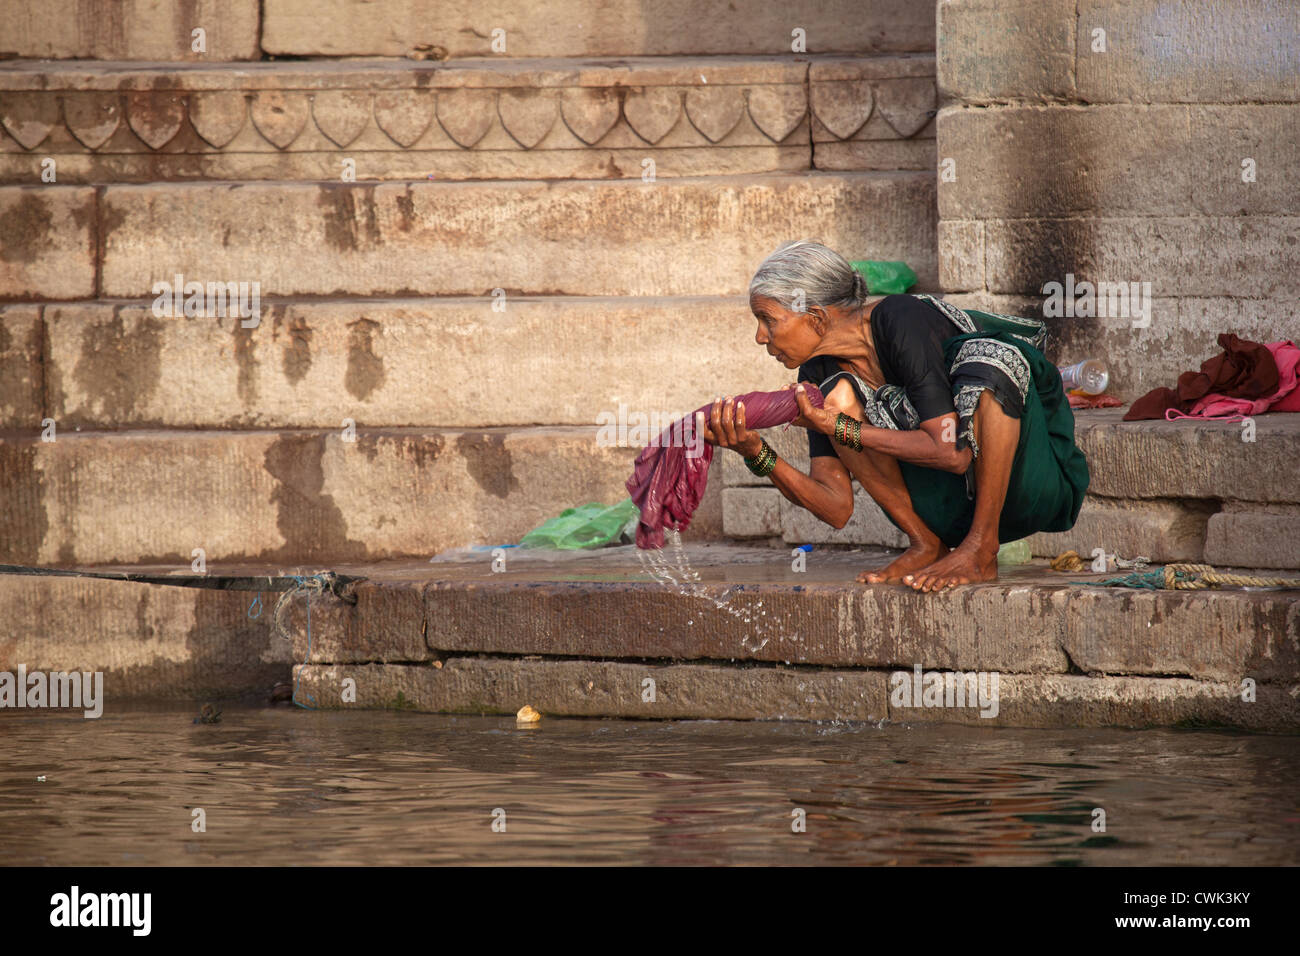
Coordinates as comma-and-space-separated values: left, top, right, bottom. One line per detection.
936, 0, 1300, 400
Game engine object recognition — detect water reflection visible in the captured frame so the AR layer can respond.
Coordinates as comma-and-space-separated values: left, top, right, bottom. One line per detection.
2, 709, 1296, 865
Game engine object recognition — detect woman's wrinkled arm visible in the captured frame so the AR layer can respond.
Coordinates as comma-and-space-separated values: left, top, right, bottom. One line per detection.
769, 453, 855, 530
795, 384, 971, 474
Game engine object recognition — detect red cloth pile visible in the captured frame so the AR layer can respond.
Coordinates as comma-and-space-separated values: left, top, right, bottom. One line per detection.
1068, 393, 1123, 410
1124, 334, 1300, 421
626, 384, 826, 549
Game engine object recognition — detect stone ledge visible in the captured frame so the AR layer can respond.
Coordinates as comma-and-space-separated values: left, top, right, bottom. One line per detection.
4, 542, 1295, 727
0, 56, 935, 182
259, 1, 936, 59
410, 576, 1298, 682
941, 215, 1300, 299
26, 296, 791, 430
0, 0, 260, 61
722, 487, 782, 538
724, 409, 1300, 508
295, 659, 891, 722
1206, 513, 1300, 571
75, 173, 937, 300
0, 574, 290, 699
937, 104, 1300, 219
938, 0, 1300, 104
939, 292, 1300, 405
1026, 498, 1213, 564
0, 426, 664, 566
294, 661, 1300, 730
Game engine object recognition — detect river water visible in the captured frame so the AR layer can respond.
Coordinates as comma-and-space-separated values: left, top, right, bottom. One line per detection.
3, 707, 1296, 866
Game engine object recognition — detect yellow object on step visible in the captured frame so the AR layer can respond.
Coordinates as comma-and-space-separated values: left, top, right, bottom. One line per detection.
1050, 550, 1086, 572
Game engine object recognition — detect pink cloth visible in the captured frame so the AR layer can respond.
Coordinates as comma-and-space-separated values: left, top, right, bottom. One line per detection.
1166, 341, 1300, 421
625, 384, 826, 549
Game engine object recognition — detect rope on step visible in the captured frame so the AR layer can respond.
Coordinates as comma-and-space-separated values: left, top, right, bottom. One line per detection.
1161, 563, 1299, 590
270, 571, 355, 710
1077, 563, 1300, 590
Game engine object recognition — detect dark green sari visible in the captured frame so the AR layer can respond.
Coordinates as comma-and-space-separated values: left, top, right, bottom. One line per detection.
833, 296, 1090, 547
895, 326, 1090, 547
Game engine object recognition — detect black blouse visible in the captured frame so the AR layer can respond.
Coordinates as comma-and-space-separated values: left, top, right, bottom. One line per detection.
797, 294, 960, 459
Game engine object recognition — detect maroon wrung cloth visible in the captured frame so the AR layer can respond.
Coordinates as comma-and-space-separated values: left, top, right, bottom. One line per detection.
1124, 333, 1280, 421
625, 384, 826, 550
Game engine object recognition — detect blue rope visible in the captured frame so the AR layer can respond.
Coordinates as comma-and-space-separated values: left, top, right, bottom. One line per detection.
1072, 567, 1199, 589
280, 574, 330, 710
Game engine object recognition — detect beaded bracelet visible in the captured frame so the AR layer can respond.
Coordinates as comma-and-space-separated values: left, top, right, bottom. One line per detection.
743, 438, 778, 478
833, 412, 864, 452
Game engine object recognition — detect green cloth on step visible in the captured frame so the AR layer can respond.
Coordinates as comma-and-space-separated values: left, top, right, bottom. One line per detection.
518, 498, 640, 549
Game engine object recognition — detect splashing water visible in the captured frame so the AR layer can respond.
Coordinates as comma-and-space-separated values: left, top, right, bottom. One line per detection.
635, 530, 796, 654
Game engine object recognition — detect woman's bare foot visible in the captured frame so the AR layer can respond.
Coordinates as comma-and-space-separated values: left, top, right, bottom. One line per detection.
904, 544, 998, 591
858, 538, 947, 584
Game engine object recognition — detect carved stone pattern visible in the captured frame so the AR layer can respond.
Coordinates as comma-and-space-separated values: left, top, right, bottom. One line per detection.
0, 79, 934, 151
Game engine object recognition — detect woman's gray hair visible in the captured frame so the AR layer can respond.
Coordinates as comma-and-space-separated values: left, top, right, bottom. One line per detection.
748, 239, 867, 313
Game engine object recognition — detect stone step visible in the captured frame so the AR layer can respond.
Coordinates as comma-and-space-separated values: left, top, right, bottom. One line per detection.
724, 409, 1300, 505
0, 171, 938, 300
0, 56, 937, 183
1, 296, 793, 430
722, 408, 1300, 568
939, 292, 1298, 405
259, 0, 935, 60
2, 1, 261, 61
938, 0, 1300, 105
4, 0, 934, 61
0, 572, 291, 700
6, 545, 1296, 728
0, 425, 731, 567
293, 547, 1297, 730
3, 403, 1295, 570
296, 661, 1286, 729
938, 104, 1300, 220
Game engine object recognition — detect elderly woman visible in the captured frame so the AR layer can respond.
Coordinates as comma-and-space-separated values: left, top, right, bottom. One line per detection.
699, 240, 1089, 591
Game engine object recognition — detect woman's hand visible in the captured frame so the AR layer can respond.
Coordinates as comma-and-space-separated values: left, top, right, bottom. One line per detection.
788, 383, 836, 434
697, 396, 763, 458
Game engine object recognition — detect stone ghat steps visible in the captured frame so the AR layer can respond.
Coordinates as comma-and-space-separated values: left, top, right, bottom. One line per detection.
2, 410, 1298, 568
0, 171, 938, 301
0, 55, 937, 183
0, 425, 679, 568
724, 408, 1300, 571
4, 0, 935, 61
4, 545, 1294, 728
288, 550, 1297, 730
0, 295, 794, 431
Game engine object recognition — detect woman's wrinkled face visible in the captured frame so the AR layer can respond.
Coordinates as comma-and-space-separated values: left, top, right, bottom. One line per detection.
750, 295, 825, 369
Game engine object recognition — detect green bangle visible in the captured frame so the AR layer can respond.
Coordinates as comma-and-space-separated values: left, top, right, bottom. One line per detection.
833, 412, 864, 452
744, 439, 778, 477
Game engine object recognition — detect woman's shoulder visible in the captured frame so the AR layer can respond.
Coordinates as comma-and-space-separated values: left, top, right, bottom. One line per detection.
870, 293, 931, 324
870, 294, 952, 341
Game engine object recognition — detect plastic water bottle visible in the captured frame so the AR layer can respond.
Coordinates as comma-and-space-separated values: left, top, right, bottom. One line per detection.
1058, 359, 1109, 395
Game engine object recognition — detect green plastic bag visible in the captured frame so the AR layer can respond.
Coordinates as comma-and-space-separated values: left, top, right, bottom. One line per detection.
996, 538, 1032, 567
518, 498, 640, 549
851, 259, 918, 295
